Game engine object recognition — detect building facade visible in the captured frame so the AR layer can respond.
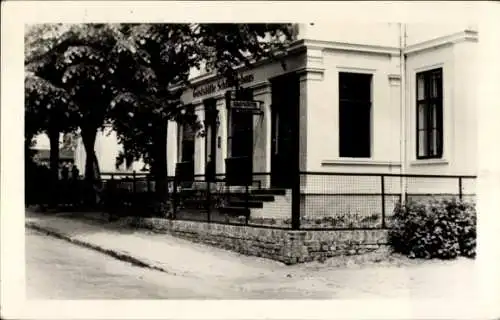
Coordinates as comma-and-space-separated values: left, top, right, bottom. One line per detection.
63, 23, 477, 194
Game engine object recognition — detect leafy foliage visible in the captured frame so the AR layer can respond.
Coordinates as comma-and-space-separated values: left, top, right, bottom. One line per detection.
24, 23, 294, 207
196, 24, 294, 87
26, 24, 126, 187
108, 23, 294, 169
107, 24, 202, 168
389, 198, 477, 259
25, 72, 79, 134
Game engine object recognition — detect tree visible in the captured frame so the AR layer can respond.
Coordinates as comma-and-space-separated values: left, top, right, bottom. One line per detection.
107, 24, 203, 205
25, 24, 124, 204
25, 71, 79, 206
25, 24, 76, 205
107, 24, 294, 210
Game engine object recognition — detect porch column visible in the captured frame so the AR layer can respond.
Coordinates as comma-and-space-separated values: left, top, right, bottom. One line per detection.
215, 98, 227, 175
251, 81, 272, 188
194, 104, 205, 178
298, 48, 325, 174
298, 48, 325, 193
166, 119, 178, 177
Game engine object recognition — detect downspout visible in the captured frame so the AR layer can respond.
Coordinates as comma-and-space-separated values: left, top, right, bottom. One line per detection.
399, 23, 408, 202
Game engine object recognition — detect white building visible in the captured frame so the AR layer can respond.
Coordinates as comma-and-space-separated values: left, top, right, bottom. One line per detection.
60, 23, 477, 197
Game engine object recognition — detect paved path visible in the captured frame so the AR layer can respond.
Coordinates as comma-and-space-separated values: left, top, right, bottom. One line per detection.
25, 210, 481, 301
27, 228, 241, 299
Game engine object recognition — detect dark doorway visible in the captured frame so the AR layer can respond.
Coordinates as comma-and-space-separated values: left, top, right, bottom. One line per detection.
225, 88, 254, 185
204, 98, 217, 181
270, 73, 300, 188
176, 105, 195, 183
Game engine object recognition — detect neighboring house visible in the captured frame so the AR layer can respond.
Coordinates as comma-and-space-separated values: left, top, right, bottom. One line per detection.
73, 125, 146, 176
32, 148, 74, 167
48, 23, 479, 195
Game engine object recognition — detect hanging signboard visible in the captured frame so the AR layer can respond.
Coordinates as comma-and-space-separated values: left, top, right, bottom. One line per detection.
229, 100, 261, 114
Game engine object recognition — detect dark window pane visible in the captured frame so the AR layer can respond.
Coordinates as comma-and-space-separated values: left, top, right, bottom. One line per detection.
339, 101, 371, 158
418, 103, 427, 130
338, 72, 372, 158
416, 68, 443, 159
418, 130, 427, 157
417, 74, 425, 100
339, 72, 372, 101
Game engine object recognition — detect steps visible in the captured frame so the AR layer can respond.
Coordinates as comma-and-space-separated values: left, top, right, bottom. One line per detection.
219, 188, 287, 217
177, 187, 287, 217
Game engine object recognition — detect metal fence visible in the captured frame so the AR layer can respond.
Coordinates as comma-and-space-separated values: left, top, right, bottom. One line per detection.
297, 172, 476, 230
99, 171, 476, 231
27, 169, 476, 229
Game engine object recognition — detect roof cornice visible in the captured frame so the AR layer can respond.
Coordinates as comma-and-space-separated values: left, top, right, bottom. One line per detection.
404, 29, 478, 55
301, 38, 400, 56
186, 39, 307, 87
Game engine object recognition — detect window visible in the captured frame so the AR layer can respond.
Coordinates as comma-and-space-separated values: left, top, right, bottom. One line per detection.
416, 68, 443, 159
338, 72, 372, 158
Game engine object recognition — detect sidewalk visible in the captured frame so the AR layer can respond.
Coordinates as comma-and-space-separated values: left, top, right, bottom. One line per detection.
25, 209, 481, 300
25, 210, 286, 282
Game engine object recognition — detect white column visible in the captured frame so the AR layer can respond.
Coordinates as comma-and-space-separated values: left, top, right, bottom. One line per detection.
216, 98, 227, 175
166, 120, 178, 176
251, 81, 272, 173
298, 69, 324, 172
251, 81, 272, 188
299, 48, 325, 173
194, 104, 205, 177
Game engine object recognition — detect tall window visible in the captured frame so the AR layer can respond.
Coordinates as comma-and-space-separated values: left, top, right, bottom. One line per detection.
338, 72, 372, 158
416, 68, 443, 159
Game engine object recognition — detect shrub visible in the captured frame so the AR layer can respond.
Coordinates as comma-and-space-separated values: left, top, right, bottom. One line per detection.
389, 198, 476, 259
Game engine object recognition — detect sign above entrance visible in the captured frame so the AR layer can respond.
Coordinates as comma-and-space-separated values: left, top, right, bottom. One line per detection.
230, 100, 259, 109
229, 100, 262, 114
192, 74, 254, 99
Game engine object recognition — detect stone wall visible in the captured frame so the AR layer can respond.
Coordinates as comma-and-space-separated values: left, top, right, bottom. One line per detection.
124, 217, 389, 265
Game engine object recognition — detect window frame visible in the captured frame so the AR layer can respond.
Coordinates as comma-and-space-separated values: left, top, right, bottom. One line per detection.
415, 68, 444, 160
338, 71, 373, 158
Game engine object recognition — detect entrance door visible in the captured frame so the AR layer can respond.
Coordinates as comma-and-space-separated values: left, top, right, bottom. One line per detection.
226, 88, 254, 185
271, 73, 300, 188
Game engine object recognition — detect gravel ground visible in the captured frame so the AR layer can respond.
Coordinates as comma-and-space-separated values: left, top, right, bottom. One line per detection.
26, 220, 479, 300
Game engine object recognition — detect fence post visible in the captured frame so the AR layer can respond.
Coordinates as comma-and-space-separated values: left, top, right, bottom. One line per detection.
458, 177, 463, 201
206, 179, 211, 222
245, 184, 250, 225
291, 172, 301, 230
172, 177, 177, 220
132, 171, 137, 194
381, 175, 386, 229
146, 174, 151, 193
110, 174, 115, 210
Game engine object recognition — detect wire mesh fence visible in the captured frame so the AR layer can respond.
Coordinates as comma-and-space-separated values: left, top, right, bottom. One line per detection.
298, 172, 476, 230
30, 169, 477, 230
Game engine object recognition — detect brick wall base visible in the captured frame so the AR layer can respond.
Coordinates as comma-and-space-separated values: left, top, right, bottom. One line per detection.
124, 217, 389, 265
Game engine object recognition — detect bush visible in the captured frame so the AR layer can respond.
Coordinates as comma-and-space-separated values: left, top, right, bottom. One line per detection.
389, 198, 476, 259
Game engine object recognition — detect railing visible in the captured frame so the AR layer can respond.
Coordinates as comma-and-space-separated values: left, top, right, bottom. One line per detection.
170, 172, 476, 230
297, 172, 476, 230
29, 169, 477, 230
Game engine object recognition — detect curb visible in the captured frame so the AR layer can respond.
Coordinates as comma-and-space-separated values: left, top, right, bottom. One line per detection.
26, 221, 176, 276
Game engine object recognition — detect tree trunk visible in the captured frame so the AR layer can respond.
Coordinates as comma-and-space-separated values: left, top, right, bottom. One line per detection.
48, 127, 60, 208
152, 123, 168, 204
81, 126, 100, 206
